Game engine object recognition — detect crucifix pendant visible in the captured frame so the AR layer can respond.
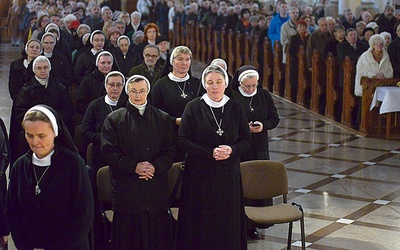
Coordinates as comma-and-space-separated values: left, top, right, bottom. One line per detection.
181, 92, 187, 98
216, 128, 224, 136
35, 184, 41, 195
250, 107, 254, 112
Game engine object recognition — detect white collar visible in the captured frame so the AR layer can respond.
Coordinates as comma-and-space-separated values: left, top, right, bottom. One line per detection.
129, 99, 147, 115
201, 94, 229, 108
35, 76, 49, 88
91, 48, 103, 55
105, 95, 118, 106
239, 86, 257, 97
44, 52, 53, 58
23, 59, 29, 68
32, 150, 54, 167
168, 72, 189, 82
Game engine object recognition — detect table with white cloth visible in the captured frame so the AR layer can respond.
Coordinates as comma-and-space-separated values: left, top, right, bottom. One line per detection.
369, 86, 400, 138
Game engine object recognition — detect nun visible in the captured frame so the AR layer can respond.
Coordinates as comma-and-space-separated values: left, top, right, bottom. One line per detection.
73, 30, 106, 85
101, 75, 176, 250
6, 105, 93, 249
177, 64, 251, 250
151, 46, 203, 160
15, 55, 75, 157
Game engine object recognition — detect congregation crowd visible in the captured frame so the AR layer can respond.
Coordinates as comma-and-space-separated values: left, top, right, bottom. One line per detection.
1, 0, 400, 249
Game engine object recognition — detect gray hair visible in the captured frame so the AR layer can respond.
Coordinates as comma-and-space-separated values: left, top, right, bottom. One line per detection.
170, 46, 192, 64
131, 11, 141, 19
369, 34, 385, 48
77, 24, 91, 34
33, 55, 51, 72
201, 64, 229, 89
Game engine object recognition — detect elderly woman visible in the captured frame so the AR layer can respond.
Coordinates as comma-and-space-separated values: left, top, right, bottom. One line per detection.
101, 75, 176, 250
76, 51, 115, 116
355, 34, 393, 97
74, 30, 106, 85
9, 39, 42, 164
40, 32, 73, 87
81, 71, 125, 250
6, 105, 93, 249
380, 31, 392, 48
151, 46, 202, 160
15, 55, 74, 135
177, 65, 251, 249
114, 35, 141, 77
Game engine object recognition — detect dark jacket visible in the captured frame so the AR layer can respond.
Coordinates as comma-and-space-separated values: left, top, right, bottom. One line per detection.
101, 103, 177, 214
6, 144, 93, 250
75, 69, 106, 116
387, 37, 400, 78
9, 58, 27, 102
73, 50, 96, 85
113, 47, 141, 77
128, 61, 163, 86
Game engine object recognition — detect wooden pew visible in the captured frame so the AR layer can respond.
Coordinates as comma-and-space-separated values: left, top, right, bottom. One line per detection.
263, 38, 273, 91
189, 23, 196, 57
297, 45, 309, 107
325, 53, 340, 120
273, 42, 283, 96
221, 28, 227, 61
310, 50, 326, 114
252, 34, 259, 69
341, 57, 357, 127
213, 29, 220, 59
244, 34, 250, 65
174, 20, 181, 46
235, 31, 243, 70
200, 27, 207, 63
185, 21, 190, 46
284, 45, 292, 101
195, 24, 201, 59
227, 30, 235, 75
360, 77, 400, 138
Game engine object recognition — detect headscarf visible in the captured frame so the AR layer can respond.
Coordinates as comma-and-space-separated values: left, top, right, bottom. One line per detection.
25, 38, 42, 54
24, 105, 77, 153
90, 30, 105, 45
32, 55, 52, 73
231, 65, 259, 91
125, 75, 151, 95
95, 51, 113, 67
117, 35, 130, 47
200, 64, 230, 108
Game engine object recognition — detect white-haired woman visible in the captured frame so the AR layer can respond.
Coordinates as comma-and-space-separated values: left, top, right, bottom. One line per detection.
151, 46, 203, 160
355, 34, 393, 97
101, 75, 176, 250
6, 105, 93, 249
380, 31, 391, 48
177, 64, 251, 249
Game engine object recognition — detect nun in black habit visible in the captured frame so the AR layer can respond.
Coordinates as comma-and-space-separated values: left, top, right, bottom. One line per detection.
177, 65, 251, 250
101, 75, 176, 250
151, 46, 203, 161
231, 65, 279, 161
6, 105, 94, 250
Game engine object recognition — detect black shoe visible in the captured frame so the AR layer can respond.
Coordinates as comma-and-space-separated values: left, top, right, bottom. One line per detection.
247, 229, 260, 240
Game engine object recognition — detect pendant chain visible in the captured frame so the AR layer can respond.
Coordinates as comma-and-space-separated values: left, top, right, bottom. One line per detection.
175, 81, 187, 98
209, 105, 225, 136
33, 165, 50, 195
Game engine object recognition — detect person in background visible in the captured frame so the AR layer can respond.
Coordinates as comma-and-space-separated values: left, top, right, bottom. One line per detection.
0, 118, 9, 249
177, 64, 251, 249
114, 35, 141, 77
268, 1, 289, 48
5, 0, 22, 47
151, 46, 202, 160
387, 23, 400, 78
6, 105, 93, 249
101, 75, 176, 250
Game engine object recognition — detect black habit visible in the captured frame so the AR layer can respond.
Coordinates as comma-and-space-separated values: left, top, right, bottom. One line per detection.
177, 97, 251, 250
101, 102, 176, 249
6, 144, 93, 249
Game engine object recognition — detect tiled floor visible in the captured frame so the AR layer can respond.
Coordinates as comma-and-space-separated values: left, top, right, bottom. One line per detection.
1, 41, 400, 249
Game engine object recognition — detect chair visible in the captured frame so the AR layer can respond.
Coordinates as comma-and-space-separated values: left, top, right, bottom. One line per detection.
167, 162, 183, 221
97, 166, 113, 247
240, 160, 306, 250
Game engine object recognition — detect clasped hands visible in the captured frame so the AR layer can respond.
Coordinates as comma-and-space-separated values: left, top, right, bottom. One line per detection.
135, 161, 155, 180
213, 145, 232, 161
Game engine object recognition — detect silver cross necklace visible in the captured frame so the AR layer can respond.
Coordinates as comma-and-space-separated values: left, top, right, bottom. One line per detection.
209, 105, 225, 136
175, 81, 187, 98
33, 165, 50, 195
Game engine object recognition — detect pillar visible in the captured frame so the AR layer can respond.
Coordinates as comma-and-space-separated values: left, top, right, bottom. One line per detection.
356, 0, 380, 18
338, 0, 350, 15
325, 0, 338, 17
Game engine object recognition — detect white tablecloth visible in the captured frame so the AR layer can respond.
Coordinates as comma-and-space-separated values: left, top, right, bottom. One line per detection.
370, 86, 400, 114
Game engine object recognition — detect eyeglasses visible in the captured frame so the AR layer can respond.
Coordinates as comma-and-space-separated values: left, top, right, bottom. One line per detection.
374, 43, 384, 47
240, 83, 258, 89
128, 89, 147, 95
144, 53, 159, 58
106, 83, 124, 88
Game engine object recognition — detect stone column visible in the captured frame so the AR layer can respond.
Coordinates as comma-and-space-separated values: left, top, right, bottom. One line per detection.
338, 0, 350, 15
325, 0, 339, 17
356, 0, 380, 18
376, 0, 387, 13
